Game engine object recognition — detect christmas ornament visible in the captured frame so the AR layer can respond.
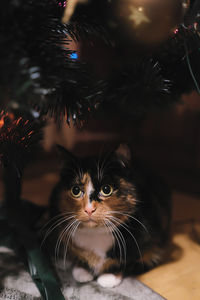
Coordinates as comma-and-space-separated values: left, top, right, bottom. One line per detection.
109, 0, 190, 45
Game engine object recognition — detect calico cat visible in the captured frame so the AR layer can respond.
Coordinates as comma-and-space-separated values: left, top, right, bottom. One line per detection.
48, 144, 171, 288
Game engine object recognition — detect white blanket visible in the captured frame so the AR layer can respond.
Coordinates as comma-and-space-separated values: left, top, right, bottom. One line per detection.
0, 247, 165, 300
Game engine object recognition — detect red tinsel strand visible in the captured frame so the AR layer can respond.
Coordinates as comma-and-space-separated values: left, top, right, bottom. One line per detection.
0, 110, 44, 167
0, 111, 35, 149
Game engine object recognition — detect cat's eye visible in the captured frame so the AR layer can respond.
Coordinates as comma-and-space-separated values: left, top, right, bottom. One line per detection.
71, 186, 82, 198
100, 185, 113, 197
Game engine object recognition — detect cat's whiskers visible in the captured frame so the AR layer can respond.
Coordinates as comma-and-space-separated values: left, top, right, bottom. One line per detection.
104, 219, 118, 257
105, 218, 126, 265
107, 218, 127, 266
108, 215, 144, 267
104, 219, 121, 261
98, 156, 107, 181
102, 219, 115, 247
41, 212, 77, 231
76, 166, 84, 181
65, 164, 83, 182
95, 157, 101, 181
73, 159, 84, 181
55, 218, 78, 265
55, 218, 77, 261
107, 211, 149, 235
63, 220, 81, 269
41, 214, 77, 248
55, 222, 72, 265
98, 150, 113, 181
96, 146, 105, 181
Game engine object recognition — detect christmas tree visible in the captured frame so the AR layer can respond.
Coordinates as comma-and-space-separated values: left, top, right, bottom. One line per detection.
0, 0, 200, 299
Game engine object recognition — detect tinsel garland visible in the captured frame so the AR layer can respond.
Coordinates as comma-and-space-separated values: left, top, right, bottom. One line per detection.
0, 110, 43, 169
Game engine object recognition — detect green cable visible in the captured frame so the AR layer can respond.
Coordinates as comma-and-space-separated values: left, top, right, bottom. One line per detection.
0, 213, 66, 300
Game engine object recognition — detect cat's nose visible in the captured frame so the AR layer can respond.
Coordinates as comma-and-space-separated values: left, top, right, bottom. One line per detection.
84, 206, 96, 216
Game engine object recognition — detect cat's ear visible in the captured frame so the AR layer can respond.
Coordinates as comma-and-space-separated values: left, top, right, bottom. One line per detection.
115, 144, 131, 167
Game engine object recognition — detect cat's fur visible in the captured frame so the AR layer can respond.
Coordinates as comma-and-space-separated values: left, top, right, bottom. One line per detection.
48, 144, 171, 288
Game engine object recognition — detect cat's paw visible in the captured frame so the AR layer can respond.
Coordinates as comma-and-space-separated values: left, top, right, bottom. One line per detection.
72, 266, 94, 283
97, 273, 122, 288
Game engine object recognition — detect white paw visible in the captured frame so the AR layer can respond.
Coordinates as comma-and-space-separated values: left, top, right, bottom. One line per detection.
72, 266, 94, 283
97, 273, 122, 288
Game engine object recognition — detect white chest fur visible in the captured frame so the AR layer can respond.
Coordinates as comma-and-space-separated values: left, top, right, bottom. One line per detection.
73, 226, 114, 259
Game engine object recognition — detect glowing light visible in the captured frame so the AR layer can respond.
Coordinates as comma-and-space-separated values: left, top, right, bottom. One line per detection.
28, 130, 34, 136
129, 5, 150, 27
16, 117, 22, 125
70, 52, 78, 60
0, 118, 4, 128
58, 1, 66, 7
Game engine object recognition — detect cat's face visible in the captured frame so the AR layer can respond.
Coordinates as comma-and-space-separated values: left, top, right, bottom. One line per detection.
58, 145, 137, 229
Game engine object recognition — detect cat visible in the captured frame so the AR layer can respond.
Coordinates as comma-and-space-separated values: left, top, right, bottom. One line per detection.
47, 144, 171, 288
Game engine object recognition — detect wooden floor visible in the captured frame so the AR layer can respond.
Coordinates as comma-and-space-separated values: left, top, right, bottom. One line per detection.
1, 165, 200, 300
138, 192, 200, 300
